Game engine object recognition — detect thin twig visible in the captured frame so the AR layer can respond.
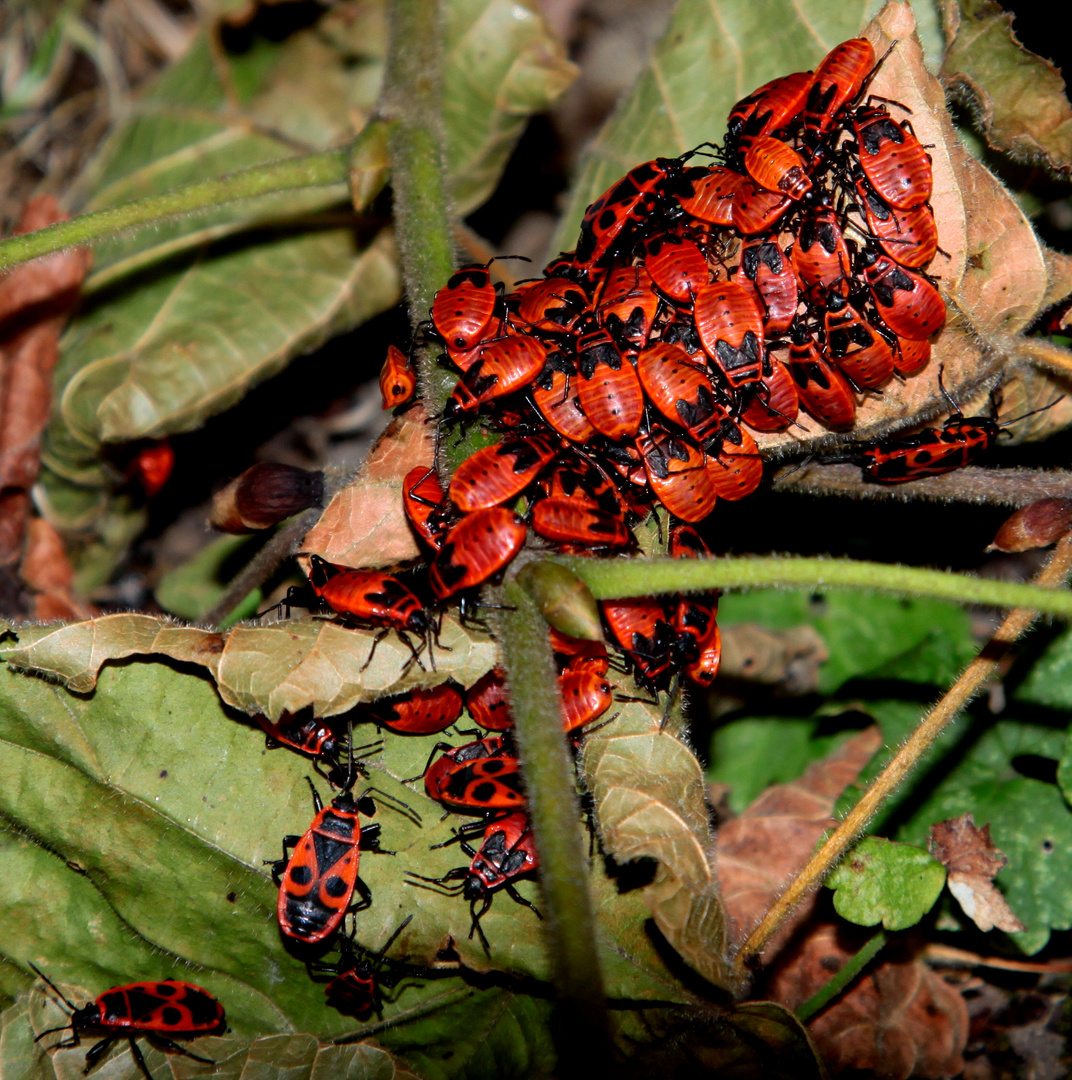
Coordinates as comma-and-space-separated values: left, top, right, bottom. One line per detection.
1014, 336, 1072, 378
795, 929, 888, 1022
771, 463, 1072, 505
732, 532, 1072, 979
924, 943, 1072, 973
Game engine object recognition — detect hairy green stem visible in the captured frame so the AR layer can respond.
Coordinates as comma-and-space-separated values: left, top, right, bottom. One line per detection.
379, 0, 457, 416
0, 146, 363, 270
501, 583, 613, 1077
795, 930, 888, 1022
559, 554, 1072, 619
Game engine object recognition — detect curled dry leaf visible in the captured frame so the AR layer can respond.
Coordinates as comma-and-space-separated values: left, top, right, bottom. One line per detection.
20, 518, 96, 622
716, 727, 882, 957
1041, 247, 1072, 316
579, 703, 730, 989
987, 498, 1072, 552
0, 611, 497, 720
929, 813, 1024, 934
988, 363, 1072, 443
941, 0, 1072, 173
768, 924, 969, 1080
0, 196, 91, 570
912, 359, 1072, 452
301, 403, 434, 569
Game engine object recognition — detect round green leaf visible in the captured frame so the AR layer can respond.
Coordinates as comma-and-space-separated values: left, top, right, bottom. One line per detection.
826, 837, 946, 931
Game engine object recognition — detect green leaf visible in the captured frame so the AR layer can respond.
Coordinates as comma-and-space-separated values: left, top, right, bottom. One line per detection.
843, 705, 1072, 954
720, 590, 975, 693
0, 662, 356, 1038
1011, 624, 1072, 710
155, 533, 266, 621
812, 594, 974, 694
718, 589, 814, 629
707, 716, 858, 814
16, 978, 424, 1080
910, 779, 1072, 955
0, 619, 700, 1005
77, 30, 356, 284
48, 227, 400, 471
826, 837, 946, 931
550, 0, 883, 256
1059, 727, 1072, 806
377, 718, 697, 997
622, 1001, 827, 1079
443, 0, 576, 213
42, 0, 571, 570
374, 986, 556, 1080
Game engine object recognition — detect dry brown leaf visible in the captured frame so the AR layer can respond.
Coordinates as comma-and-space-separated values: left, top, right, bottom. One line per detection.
0, 197, 91, 326
929, 814, 1024, 934
0, 492, 30, 571
0, 196, 91, 574
301, 404, 434, 568
717, 727, 883, 956
2, 610, 497, 720
918, 359, 1072, 447
942, 0, 1072, 174
0, 321, 66, 495
20, 518, 96, 621
718, 623, 829, 694
1042, 247, 1072, 313
768, 925, 969, 1079
1, 614, 225, 691
992, 365, 1072, 443
580, 704, 729, 988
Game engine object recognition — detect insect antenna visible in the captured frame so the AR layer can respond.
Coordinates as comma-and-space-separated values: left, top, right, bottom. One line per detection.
28, 964, 81, 1042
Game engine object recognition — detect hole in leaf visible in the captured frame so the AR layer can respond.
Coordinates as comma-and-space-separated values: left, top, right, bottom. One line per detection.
604, 855, 658, 893
1010, 754, 1058, 783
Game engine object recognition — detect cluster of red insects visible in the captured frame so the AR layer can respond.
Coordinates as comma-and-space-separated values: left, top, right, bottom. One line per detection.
29, 36, 965, 1079
252, 32, 954, 1027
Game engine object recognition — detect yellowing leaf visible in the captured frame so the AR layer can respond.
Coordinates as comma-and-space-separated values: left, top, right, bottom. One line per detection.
943, 0, 1072, 173
580, 704, 729, 989
2, 613, 498, 721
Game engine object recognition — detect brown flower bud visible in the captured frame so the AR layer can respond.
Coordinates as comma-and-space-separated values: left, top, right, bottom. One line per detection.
211, 463, 324, 533
987, 498, 1072, 553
